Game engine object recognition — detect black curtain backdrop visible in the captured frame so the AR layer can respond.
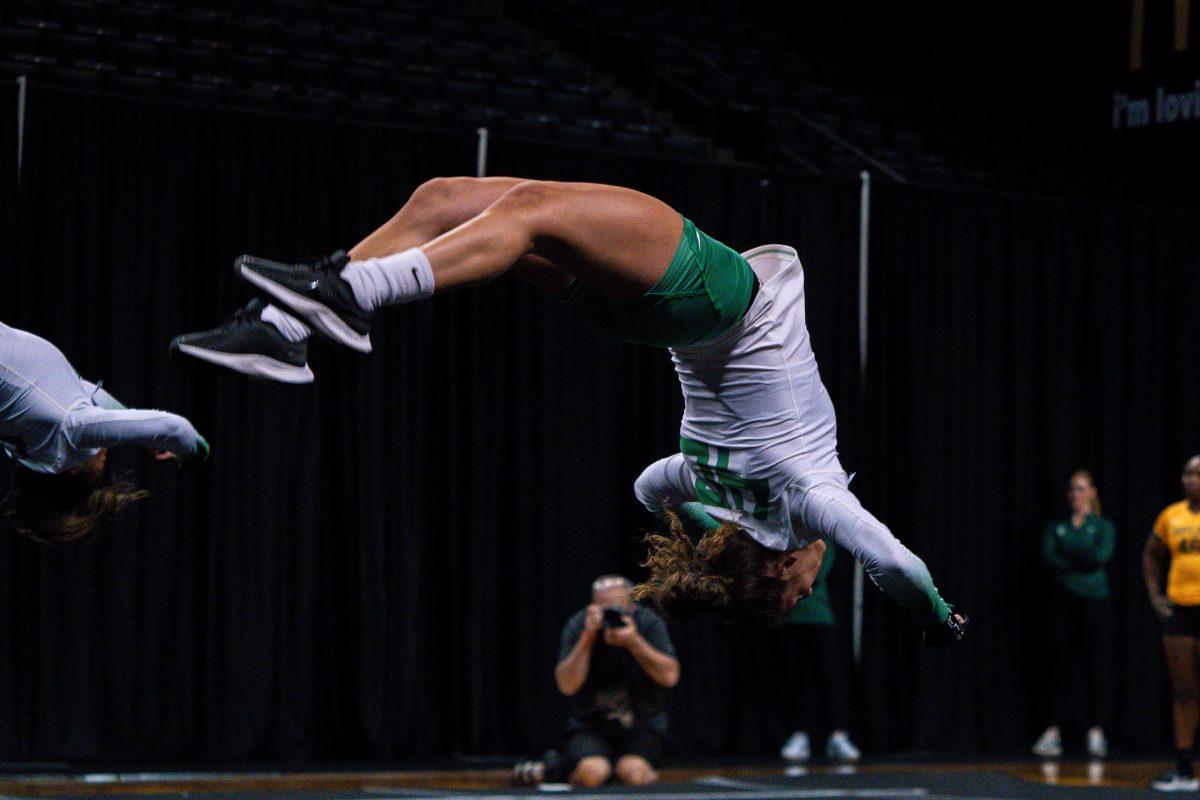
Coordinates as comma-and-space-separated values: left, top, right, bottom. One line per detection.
861, 184, 1200, 753
0, 86, 861, 762
0, 85, 1195, 762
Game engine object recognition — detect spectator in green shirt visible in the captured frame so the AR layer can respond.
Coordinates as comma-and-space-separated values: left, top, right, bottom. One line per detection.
1031, 470, 1116, 759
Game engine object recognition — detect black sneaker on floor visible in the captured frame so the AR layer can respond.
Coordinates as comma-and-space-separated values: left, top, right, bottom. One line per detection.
169, 299, 315, 384
235, 249, 374, 353
1153, 767, 1200, 791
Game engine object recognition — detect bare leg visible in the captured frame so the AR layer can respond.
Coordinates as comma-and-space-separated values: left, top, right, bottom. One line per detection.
570, 756, 612, 787
614, 755, 658, 786
1165, 635, 1200, 751
349, 177, 522, 259
229, 179, 681, 351
349, 176, 571, 294
420, 180, 683, 300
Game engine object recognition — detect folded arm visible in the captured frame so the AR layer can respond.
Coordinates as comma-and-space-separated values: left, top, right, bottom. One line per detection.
1040, 525, 1078, 574
1057, 521, 1116, 571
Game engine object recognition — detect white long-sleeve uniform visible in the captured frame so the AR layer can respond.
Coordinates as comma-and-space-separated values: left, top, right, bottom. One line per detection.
0, 322, 204, 474
633, 245, 950, 626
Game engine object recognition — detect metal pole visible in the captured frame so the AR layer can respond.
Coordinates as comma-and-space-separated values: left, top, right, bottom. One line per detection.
16, 75, 27, 184
475, 126, 489, 178
852, 170, 871, 666
858, 170, 870, 380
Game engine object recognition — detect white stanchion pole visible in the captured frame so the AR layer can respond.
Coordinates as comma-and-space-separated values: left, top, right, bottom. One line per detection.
475, 126, 489, 178
16, 75, 27, 184
852, 170, 871, 666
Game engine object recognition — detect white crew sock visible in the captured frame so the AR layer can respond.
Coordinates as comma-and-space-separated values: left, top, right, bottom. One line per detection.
339, 247, 436, 311
260, 303, 311, 343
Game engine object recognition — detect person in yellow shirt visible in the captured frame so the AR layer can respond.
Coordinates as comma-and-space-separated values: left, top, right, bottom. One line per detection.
1144, 455, 1200, 792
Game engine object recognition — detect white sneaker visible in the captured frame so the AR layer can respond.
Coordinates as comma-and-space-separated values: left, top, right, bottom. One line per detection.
1032, 726, 1063, 758
1152, 767, 1200, 791
826, 730, 862, 762
1086, 727, 1108, 758
780, 731, 810, 761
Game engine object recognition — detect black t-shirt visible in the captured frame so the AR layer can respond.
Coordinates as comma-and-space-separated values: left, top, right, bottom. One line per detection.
558, 604, 675, 733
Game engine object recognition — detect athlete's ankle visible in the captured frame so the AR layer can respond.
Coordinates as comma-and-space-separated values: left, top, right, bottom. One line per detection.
261, 304, 311, 343
340, 247, 435, 311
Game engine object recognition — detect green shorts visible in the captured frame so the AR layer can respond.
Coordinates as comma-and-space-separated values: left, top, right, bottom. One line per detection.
560, 216, 756, 348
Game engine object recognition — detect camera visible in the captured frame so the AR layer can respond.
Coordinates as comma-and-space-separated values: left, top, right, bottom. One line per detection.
602, 607, 626, 628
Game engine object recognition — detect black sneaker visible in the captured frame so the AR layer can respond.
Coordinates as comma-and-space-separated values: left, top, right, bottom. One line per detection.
170, 299, 315, 384
235, 249, 374, 353
1153, 767, 1200, 791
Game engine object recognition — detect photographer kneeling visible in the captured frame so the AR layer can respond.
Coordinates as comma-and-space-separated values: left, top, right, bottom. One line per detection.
555, 574, 679, 787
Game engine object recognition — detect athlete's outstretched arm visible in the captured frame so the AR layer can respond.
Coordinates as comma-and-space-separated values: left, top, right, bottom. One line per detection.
791, 482, 952, 628
66, 407, 209, 464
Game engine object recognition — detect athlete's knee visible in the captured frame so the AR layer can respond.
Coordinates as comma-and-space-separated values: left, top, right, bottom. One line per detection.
494, 180, 562, 217
571, 756, 612, 787
408, 176, 474, 211
615, 755, 657, 785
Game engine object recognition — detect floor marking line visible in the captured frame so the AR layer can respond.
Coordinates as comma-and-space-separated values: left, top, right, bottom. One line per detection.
359, 790, 1008, 800
698, 775, 930, 796
696, 775, 787, 791
80, 770, 285, 783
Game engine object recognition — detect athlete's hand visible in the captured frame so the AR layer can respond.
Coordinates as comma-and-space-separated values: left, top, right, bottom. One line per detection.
150, 449, 180, 464
1151, 594, 1174, 620
922, 608, 968, 646
175, 434, 211, 470
603, 614, 639, 649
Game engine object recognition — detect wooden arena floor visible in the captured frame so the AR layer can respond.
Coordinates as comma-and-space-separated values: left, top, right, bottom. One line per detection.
0, 760, 1176, 798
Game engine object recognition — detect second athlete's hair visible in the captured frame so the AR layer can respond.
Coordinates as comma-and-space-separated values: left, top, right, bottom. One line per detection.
1, 465, 148, 544
633, 510, 787, 628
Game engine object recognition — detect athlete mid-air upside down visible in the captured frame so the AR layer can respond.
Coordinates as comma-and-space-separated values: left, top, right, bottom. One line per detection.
1, 322, 209, 543
171, 177, 967, 643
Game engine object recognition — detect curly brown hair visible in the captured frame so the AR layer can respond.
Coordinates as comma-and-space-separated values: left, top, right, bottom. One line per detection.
632, 510, 788, 627
1, 465, 148, 544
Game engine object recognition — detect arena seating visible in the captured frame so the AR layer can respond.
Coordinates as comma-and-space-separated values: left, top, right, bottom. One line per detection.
0, 0, 716, 158
0, 0, 984, 181
508, 0, 994, 184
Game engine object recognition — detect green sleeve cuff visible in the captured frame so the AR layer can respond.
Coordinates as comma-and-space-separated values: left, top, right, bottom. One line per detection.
932, 595, 951, 626
678, 501, 723, 533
